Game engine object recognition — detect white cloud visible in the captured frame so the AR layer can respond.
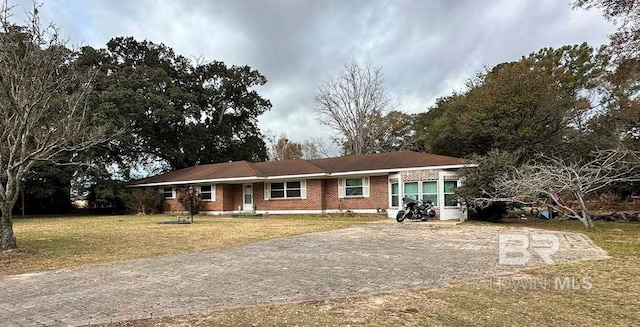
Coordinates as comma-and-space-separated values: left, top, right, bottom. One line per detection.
15, 0, 616, 145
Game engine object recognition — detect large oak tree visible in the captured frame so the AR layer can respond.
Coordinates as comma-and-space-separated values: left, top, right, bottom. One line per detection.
78, 37, 271, 173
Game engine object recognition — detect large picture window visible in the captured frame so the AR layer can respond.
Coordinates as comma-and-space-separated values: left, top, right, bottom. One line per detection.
402, 181, 439, 205
269, 181, 303, 199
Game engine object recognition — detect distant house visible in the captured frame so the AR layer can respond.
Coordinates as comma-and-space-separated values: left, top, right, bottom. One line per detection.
128, 151, 470, 220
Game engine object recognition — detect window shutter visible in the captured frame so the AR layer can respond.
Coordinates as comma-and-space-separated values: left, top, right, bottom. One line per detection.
264, 182, 270, 200
363, 177, 370, 198
301, 180, 307, 199
338, 179, 344, 198
212, 184, 216, 202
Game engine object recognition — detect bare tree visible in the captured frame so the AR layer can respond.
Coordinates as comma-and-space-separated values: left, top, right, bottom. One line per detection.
302, 137, 333, 159
314, 61, 391, 155
0, 3, 112, 250
492, 149, 640, 228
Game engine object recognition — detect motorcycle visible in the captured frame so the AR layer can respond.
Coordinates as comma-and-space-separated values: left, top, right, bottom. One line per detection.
396, 196, 436, 222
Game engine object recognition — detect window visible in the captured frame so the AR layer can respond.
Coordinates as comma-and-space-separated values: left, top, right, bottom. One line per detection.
391, 183, 399, 207
162, 187, 174, 199
199, 185, 215, 201
338, 177, 370, 198
286, 181, 301, 198
270, 183, 285, 198
268, 181, 304, 199
444, 181, 458, 206
404, 182, 419, 201
402, 181, 438, 205
422, 181, 438, 206
345, 178, 363, 196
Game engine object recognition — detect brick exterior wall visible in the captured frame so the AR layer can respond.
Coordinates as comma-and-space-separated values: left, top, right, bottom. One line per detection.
400, 169, 440, 181
160, 175, 390, 214
162, 184, 227, 213
156, 169, 462, 216
253, 180, 324, 211
324, 175, 388, 211
162, 198, 183, 213
200, 184, 223, 211
223, 184, 242, 211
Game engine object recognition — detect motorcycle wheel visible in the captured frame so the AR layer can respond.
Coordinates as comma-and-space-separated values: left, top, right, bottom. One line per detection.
428, 210, 436, 217
396, 211, 406, 222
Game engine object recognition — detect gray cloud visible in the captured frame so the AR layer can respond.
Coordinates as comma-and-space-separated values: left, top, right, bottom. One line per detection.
17, 0, 614, 150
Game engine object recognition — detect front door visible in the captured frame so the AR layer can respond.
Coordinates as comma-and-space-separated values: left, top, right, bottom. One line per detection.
242, 184, 253, 211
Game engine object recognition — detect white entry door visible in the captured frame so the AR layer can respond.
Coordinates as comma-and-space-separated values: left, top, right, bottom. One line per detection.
242, 184, 253, 211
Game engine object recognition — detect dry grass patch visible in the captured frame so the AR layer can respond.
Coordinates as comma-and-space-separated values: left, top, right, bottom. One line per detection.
0, 214, 384, 276
106, 220, 640, 327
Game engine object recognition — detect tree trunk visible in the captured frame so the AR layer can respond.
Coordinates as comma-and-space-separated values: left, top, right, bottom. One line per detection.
1, 210, 17, 250
576, 193, 594, 229
579, 212, 594, 229
580, 208, 594, 228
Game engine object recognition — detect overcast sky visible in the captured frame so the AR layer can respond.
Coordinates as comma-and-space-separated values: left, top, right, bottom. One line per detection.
16, 0, 615, 150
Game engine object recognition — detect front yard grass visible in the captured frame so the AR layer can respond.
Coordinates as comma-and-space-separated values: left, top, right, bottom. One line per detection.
108, 219, 640, 327
0, 214, 385, 276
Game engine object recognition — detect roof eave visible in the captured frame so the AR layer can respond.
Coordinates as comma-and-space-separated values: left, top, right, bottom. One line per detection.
327, 164, 471, 176
128, 163, 475, 187
264, 173, 327, 180
127, 176, 262, 187
127, 172, 330, 187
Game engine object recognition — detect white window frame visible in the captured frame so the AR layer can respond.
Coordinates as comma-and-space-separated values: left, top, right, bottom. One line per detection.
390, 182, 400, 208
402, 181, 439, 206
443, 180, 459, 207
422, 181, 438, 206
338, 177, 370, 198
161, 187, 175, 199
198, 184, 216, 202
264, 180, 307, 200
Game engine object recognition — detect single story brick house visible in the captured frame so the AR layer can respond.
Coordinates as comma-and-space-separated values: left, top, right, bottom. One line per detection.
128, 151, 471, 220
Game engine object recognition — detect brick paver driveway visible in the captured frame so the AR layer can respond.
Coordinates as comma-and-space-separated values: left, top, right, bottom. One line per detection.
0, 222, 608, 326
